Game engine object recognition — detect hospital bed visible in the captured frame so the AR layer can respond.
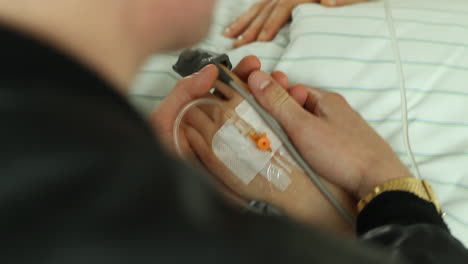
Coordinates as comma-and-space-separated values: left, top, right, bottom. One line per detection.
130, 0, 468, 246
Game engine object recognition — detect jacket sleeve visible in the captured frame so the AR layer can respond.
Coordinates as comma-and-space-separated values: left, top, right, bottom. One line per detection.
357, 191, 468, 264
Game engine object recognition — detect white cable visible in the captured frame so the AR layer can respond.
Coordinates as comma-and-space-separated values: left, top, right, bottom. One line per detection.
173, 98, 229, 157
383, 0, 421, 178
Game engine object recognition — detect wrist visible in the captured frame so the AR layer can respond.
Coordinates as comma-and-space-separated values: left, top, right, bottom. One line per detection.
357, 161, 413, 199
272, 173, 356, 233
357, 177, 443, 215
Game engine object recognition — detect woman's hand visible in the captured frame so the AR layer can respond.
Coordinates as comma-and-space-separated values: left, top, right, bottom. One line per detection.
246, 71, 413, 199
224, 0, 367, 48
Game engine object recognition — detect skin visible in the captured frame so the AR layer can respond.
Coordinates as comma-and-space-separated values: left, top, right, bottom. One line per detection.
1, 0, 411, 229
0, 0, 216, 92
174, 60, 357, 234
246, 69, 413, 199
152, 55, 412, 231
224, 0, 368, 48
152, 55, 412, 202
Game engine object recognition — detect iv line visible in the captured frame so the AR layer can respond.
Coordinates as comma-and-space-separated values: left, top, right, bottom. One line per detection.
383, 0, 421, 179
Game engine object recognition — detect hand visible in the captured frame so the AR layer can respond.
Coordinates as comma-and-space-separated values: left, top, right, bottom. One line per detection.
246, 71, 413, 199
180, 64, 356, 233
224, 0, 368, 48
150, 56, 262, 154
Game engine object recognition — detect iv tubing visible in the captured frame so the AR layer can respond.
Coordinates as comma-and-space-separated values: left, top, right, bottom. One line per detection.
173, 96, 355, 227
173, 98, 231, 156
383, 0, 421, 178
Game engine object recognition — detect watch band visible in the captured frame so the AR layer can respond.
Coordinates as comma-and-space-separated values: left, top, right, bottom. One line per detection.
357, 177, 442, 214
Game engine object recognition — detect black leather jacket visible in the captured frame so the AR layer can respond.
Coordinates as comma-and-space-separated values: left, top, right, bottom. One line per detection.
1, 26, 468, 264
358, 192, 468, 263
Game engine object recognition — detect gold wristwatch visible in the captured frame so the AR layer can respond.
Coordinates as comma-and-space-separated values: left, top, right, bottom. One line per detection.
357, 177, 442, 214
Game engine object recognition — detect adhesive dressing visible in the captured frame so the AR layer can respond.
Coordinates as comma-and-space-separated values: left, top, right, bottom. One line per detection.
212, 100, 292, 191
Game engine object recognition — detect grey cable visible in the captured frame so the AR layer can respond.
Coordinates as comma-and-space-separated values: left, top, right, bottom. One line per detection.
227, 79, 356, 227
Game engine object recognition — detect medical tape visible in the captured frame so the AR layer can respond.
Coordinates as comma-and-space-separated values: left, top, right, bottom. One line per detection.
212, 100, 292, 191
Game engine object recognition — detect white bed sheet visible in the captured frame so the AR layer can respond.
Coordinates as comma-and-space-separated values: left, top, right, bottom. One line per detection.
130, 0, 468, 246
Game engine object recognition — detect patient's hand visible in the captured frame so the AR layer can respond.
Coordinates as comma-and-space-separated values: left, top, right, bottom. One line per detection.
224, 0, 367, 48
151, 56, 262, 153
152, 55, 356, 234
180, 68, 356, 234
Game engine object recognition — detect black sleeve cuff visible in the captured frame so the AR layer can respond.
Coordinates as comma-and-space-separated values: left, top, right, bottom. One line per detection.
356, 191, 448, 236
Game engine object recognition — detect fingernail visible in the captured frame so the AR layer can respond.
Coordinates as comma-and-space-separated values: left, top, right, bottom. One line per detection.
328, 0, 337, 6
234, 35, 244, 47
201, 64, 213, 72
224, 27, 231, 36
194, 64, 213, 76
250, 71, 272, 91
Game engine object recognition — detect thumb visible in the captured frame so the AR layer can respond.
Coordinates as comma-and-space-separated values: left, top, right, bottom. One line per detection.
172, 64, 219, 103
247, 71, 315, 131
152, 64, 218, 136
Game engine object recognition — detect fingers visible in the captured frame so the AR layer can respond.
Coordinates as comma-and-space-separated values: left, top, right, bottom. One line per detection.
257, 1, 294, 41
216, 62, 287, 102
297, 86, 326, 115
154, 65, 218, 123
185, 126, 247, 194
218, 65, 252, 95
150, 65, 219, 151
314, 91, 353, 123
247, 71, 317, 132
174, 65, 218, 101
224, 0, 270, 38
195, 93, 224, 119
184, 106, 220, 144
321, 0, 367, 7
271, 71, 289, 89
288, 84, 351, 121
185, 126, 219, 171
174, 123, 198, 161
225, 0, 367, 48
232, 55, 262, 82
234, 0, 276, 48
213, 80, 237, 100
289, 84, 309, 106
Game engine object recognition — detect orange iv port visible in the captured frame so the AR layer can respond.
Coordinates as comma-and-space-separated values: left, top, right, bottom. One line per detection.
248, 132, 272, 152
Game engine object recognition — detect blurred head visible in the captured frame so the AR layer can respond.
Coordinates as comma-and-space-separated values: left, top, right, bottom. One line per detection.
0, 0, 217, 89
128, 0, 217, 52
